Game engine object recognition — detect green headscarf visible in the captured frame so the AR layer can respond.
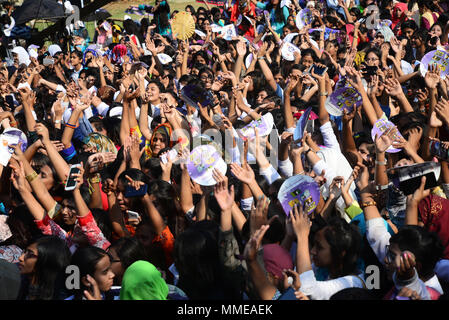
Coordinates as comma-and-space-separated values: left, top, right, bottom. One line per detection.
119, 261, 168, 300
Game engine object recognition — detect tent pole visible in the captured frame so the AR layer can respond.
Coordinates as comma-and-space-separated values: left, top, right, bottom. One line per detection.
33, 0, 45, 30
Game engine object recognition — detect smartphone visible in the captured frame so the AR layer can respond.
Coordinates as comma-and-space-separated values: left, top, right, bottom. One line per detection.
5, 95, 15, 110
125, 36, 130, 42
65, 164, 81, 191
124, 183, 148, 198
397, 172, 438, 196
311, 64, 328, 76
429, 140, 449, 161
365, 65, 378, 77
429, 36, 438, 46
278, 287, 297, 300
127, 210, 140, 220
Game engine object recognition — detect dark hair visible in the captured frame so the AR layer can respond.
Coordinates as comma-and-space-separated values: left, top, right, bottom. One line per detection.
322, 217, 362, 278
401, 19, 417, 32
109, 237, 147, 270
147, 179, 186, 237
27, 236, 71, 300
389, 226, 444, 280
412, 28, 428, 41
330, 287, 378, 300
1, 205, 41, 249
70, 246, 112, 299
153, 0, 171, 30
174, 221, 240, 299
71, 49, 83, 60
102, 116, 121, 146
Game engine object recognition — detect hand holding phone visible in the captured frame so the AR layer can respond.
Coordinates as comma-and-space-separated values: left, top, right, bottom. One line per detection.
124, 175, 148, 198
311, 64, 328, 76
65, 164, 82, 191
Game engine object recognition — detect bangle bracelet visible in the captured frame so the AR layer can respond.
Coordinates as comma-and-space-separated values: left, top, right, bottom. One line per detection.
360, 200, 377, 209
9, 120, 17, 127
257, 57, 265, 60
375, 160, 387, 166
26, 171, 38, 183
89, 175, 101, 184
319, 92, 328, 96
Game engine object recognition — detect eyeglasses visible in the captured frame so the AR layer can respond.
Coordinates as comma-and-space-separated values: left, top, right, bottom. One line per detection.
23, 249, 38, 260
375, 34, 384, 39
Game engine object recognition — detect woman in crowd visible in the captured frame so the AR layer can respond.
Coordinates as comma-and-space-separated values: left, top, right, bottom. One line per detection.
0, 0, 449, 302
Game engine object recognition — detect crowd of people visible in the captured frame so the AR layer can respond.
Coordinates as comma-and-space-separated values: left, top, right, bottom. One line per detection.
0, 0, 449, 301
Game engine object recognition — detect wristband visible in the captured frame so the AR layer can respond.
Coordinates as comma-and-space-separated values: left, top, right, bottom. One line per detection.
55, 120, 62, 124
319, 92, 328, 97
360, 200, 377, 209
257, 56, 265, 60
64, 123, 77, 129
375, 160, 387, 166
26, 171, 38, 183
9, 120, 17, 127
376, 184, 389, 191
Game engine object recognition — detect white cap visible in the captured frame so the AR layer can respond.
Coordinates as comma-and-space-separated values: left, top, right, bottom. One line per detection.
124, 15, 132, 21
48, 44, 63, 57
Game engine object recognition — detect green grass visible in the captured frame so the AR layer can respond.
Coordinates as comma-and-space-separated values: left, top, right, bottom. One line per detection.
33, 0, 207, 45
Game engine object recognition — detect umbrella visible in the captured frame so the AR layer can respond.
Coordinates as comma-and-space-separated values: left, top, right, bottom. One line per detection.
83, 9, 111, 22
12, 0, 65, 25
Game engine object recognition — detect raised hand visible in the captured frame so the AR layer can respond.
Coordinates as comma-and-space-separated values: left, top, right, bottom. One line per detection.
70, 162, 85, 191
236, 40, 247, 56
35, 123, 50, 142
290, 203, 311, 240
329, 176, 344, 199
243, 224, 270, 262
250, 195, 273, 237
213, 169, 234, 212
435, 99, 449, 125
384, 78, 404, 97
409, 176, 430, 204
230, 162, 256, 185
424, 64, 441, 89
374, 127, 397, 153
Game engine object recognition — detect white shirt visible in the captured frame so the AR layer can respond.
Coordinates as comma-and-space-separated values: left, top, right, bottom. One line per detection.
313, 121, 357, 221
299, 269, 365, 300
366, 217, 444, 297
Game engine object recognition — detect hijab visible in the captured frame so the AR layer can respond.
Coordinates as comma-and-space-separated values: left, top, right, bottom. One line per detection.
119, 260, 168, 300
11, 47, 31, 66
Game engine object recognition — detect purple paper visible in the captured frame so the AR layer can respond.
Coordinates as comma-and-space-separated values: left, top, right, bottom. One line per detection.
420, 49, 449, 79
294, 106, 312, 143
237, 113, 274, 139
186, 145, 227, 186
3, 128, 27, 152
325, 77, 362, 116
371, 118, 403, 153
278, 175, 321, 216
